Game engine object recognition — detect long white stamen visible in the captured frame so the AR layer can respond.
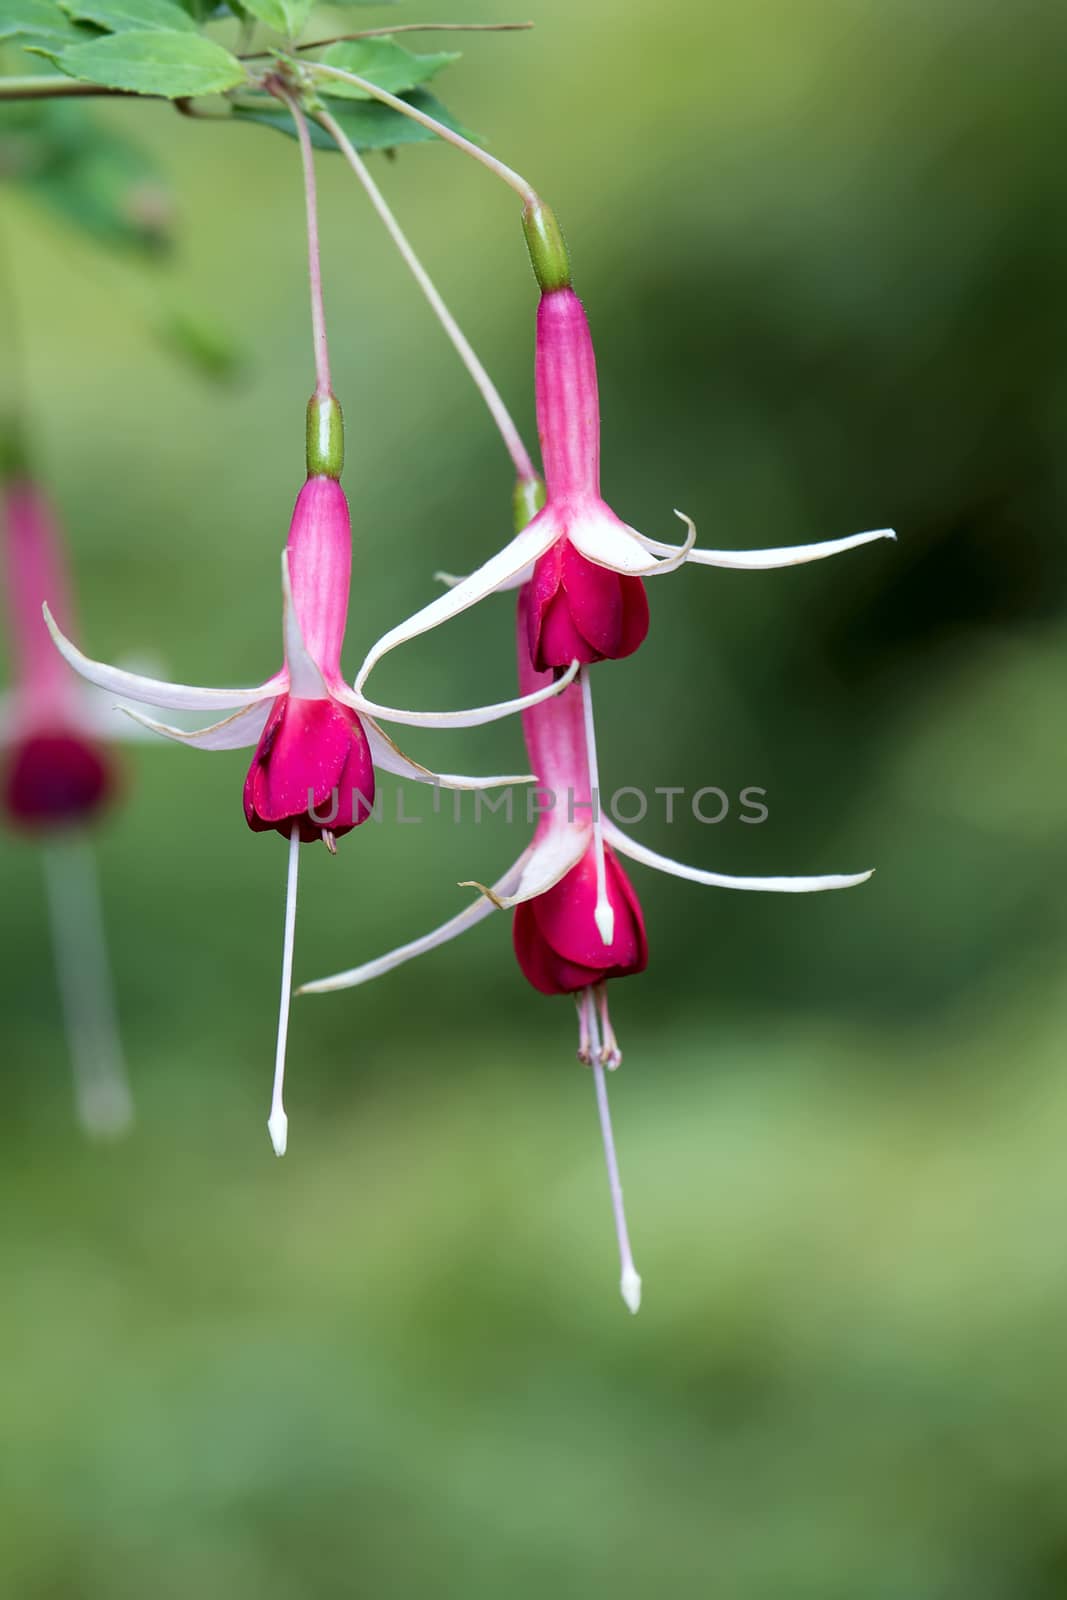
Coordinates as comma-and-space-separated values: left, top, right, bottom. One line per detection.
314, 107, 538, 486
41, 837, 133, 1139
268, 824, 301, 1157
579, 665, 613, 946
586, 996, 640, 1314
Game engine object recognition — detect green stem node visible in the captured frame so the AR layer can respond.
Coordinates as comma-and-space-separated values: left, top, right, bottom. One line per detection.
306, 393, 344, 479
522, 200, 571, 292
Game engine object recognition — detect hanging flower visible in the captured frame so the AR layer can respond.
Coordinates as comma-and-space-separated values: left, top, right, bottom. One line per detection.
302, 584, 874, 1311
351, 207, 894, 695
1, 472, 135, 1137
44, 405, 576, 1155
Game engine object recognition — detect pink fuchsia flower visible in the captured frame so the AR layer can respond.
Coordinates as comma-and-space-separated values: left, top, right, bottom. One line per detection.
2, 478, 116, 828
352, 254, 894, 692
1, 473, 134, 1138
44, 407, 575, 1158
302, 585, 874, 1312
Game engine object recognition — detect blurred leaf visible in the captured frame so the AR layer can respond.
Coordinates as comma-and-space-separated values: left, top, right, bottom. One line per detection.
174, 0, 231, 17
1, 101, 173, 253
60, 0, 197, 32
238, 0, 311, 35
232, 88, 475, 152
314, 38, 461, 99
0, 0, 93, 44
155, 307, 248, 382
56, 28, 246, 95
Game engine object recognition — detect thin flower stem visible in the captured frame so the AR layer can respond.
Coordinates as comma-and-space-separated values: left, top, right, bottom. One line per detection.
241, 22, 534, 58
579, 665, 613, 947
0, 77, 130, 100
587, 994, 641, 1314
274, 86, 332, 398
41, 837, 133, 1139
303, 61, 538, 207
268, 824, 302, 1156
315, 106, 537, 483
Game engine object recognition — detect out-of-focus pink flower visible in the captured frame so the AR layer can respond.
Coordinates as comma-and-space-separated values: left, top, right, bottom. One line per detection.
1, 475, 133, 1137
2, 479, 116, 828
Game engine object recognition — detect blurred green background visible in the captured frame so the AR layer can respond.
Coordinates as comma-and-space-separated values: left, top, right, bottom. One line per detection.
5, 0, 1067, 1594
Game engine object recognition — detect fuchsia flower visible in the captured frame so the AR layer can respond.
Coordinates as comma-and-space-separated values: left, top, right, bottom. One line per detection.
2, 478, 116, 827
302, 586, 873, 1311
352, 273, 895, 694
44, 409, 574, 1156
2, 474, 134, 1137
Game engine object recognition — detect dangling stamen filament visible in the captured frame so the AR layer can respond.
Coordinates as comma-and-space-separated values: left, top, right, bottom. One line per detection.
587, 994, 641, 1314
314, 107, 538, 486
276, 88, 332, 398
579, 665, 613, 946
575, 989, 593, 1063
268, 823, 302, 1156
595, 983, 622, 1069
41, 837, 133, 1139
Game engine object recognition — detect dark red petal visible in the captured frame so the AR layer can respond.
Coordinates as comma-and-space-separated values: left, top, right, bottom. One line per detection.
3, 731, 115, 829
243, 694, 375, 842
615, 574, 650, 658
513, 900, 606, 995
560, 540, 624, 657
526, 542, 564, 664
534, 588, 603, 671
512, 844, 648, 995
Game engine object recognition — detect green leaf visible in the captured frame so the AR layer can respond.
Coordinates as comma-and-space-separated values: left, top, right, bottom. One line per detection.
174, 0, 231, 18
315, 38, 461, 100
155, 308, 248, 383
0, 101, 174, 254
56, 29, 247, 95
232, 89, 476, 153
60, 0, 196, 32
0, 0, 93, 44
238, 0, 311, 35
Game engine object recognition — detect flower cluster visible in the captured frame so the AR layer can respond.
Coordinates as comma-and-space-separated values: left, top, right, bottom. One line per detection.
22, 83, 894, 1310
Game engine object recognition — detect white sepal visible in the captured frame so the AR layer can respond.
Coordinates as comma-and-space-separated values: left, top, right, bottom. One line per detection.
433, 560, 535, 595
118, 699, 275, 751
42, 604, 277, 713
354, 517, 559, 692
351, 658, 578, 730
603, 819, 874, 893
362, 717, 534, 792
679, 527, 897, 570
298, 849, 532, 995
569, 509, 695, 577
473, 822, 590, 908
